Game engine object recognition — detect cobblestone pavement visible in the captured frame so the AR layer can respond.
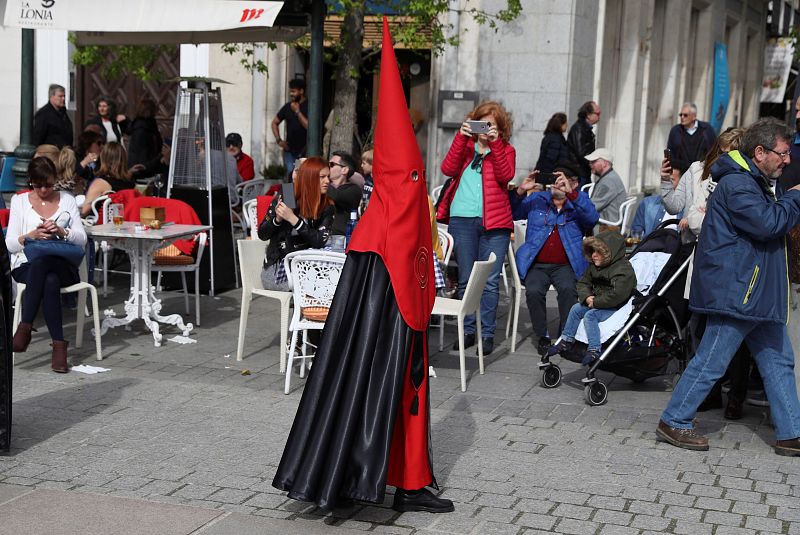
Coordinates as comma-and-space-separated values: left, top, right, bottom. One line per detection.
3, 278, 800, 534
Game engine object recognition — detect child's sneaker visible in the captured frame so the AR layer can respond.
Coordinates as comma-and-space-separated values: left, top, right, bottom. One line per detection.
546, 338, 574, 358
581, 349, 601, 366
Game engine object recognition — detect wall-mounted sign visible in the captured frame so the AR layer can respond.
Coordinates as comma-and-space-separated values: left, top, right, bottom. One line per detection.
437, 90, 480, 129
761, 37, 795, 104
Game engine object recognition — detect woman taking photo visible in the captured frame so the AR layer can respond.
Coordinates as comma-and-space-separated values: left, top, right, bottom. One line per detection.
81, 142, 136, 217
258, 157, 334, 291
437, 100, 517, 354
535, 112, 569, 180
6, 157, 87, 372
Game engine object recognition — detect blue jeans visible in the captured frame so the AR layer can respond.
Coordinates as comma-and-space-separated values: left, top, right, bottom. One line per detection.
662, 315, 800, 440
282, 151, 300, 181
561, 303, 616, 351
448, 217, 510, 338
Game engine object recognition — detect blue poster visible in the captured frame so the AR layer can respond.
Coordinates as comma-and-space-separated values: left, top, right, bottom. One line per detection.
710, 42, 730, 133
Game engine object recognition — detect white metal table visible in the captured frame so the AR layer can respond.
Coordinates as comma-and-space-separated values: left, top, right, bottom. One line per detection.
87, 222, 212, 346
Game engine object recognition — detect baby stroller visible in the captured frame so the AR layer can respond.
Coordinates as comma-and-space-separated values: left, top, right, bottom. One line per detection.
539, 221, 695, 406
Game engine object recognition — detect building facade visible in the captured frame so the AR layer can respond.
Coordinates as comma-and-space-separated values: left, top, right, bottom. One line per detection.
0, 0, 779, 195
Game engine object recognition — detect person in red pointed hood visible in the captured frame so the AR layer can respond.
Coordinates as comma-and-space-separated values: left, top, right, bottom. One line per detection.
272, 17, 454, 514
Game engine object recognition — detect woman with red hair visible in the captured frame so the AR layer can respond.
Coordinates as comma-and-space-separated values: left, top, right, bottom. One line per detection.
437, 100, 517, 354
258, 157, 334, 290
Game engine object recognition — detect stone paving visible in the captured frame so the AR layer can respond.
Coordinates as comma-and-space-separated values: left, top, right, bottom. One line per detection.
2, 275, 800, 534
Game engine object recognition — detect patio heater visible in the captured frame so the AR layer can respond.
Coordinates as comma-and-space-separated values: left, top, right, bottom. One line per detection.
166, 78, 238, 296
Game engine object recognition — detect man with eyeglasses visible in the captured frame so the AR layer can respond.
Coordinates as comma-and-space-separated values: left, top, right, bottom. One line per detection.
510, 162, 599, 356
666, 102, 717, 175
658, 118, 800, 455
778, 97, 800, 192
326, 151, 363, 247
567, 101, 601, 185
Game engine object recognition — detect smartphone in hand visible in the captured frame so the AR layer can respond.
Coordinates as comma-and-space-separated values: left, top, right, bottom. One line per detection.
281, 182, 297, 210
663, 148, 672, 166
466, 120, 491, 134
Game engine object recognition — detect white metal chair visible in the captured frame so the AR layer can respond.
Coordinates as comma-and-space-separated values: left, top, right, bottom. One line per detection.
437, 228, 454, 268
242, 199, 259, 239
504, 220, 528, 352
13, 257, 102, 361
236, 179, 267, 204
153, 232, 207, 326
598, 196, 637, 233
581, 182, 594, 197
431, 184, 443, 204
235, 239, 293, 371
284, 250, 346, 394
84, 194, 113, 297
431, 252, 496, 392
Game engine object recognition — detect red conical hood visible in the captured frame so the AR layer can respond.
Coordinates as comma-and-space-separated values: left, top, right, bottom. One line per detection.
347, 17, 434, 331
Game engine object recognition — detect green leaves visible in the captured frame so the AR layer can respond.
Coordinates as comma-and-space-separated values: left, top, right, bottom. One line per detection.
221, 43, 273, 75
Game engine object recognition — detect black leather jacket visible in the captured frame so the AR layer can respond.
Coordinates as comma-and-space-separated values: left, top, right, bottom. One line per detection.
258, 197, 334, 267
566, 118, 595, 179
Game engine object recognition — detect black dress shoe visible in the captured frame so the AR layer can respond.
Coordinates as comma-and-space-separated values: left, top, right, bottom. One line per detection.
392, 488, 455, 513
480, 337, 494, 355
453, 333, 476, 351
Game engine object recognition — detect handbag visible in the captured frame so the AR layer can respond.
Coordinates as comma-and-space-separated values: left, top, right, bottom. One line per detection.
23, 238, 85, 267
22, 212, 85, 268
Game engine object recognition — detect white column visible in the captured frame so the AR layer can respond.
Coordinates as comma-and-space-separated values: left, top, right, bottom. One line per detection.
180, 44, 210, 80
34, 29, 69, 109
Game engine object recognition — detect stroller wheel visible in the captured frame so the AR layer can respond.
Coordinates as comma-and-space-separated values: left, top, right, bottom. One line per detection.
584, 382, 608, 406
541, 365, 562, 388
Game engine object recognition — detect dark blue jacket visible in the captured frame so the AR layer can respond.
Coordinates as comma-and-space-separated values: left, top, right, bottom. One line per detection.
690, 151, 800, 323
510, 189, 599, 279
666, 120, 717, 174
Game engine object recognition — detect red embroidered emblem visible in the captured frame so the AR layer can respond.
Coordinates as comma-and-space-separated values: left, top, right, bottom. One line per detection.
414, 247, 429, 289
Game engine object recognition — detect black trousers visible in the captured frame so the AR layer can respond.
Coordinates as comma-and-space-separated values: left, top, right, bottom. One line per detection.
524, 263, 578, 342
12, 257, 79, 342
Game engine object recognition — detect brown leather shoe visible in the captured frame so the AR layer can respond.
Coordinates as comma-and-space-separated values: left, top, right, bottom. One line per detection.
775, 438, 800, 456
724, 397, 743, 420
51, 340, 69, 373
12, 322, 35, 353
656, 420, 709, 451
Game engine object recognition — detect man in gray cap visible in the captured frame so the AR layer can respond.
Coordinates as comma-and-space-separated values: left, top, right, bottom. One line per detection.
586, 148, 626, 226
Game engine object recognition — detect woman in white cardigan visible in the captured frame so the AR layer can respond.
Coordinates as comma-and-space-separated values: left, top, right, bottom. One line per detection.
5, 157, 87, 372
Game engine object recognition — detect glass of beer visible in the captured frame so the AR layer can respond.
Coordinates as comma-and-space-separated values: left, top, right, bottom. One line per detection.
109, 203, 124, 228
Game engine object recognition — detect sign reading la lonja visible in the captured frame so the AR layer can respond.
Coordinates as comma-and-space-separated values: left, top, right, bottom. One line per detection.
3, 0, 284, 31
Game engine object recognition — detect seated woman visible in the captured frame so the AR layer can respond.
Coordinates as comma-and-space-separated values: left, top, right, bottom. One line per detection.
55, 147, 87, 200
74, 130, 105, 183
81, 142, 135, 217
258, 157, 334, 291
6, 157, 87, 372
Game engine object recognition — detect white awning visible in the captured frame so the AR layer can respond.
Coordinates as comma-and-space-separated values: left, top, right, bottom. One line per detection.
2, 0, 284, 32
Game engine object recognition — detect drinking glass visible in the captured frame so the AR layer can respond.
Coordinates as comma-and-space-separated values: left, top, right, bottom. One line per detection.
631, 230, 643, 244
109, 204, 124, 228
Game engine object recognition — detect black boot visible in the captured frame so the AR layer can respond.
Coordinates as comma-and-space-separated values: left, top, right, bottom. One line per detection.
392, 488, 454, 513
480, 337, 494, 355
